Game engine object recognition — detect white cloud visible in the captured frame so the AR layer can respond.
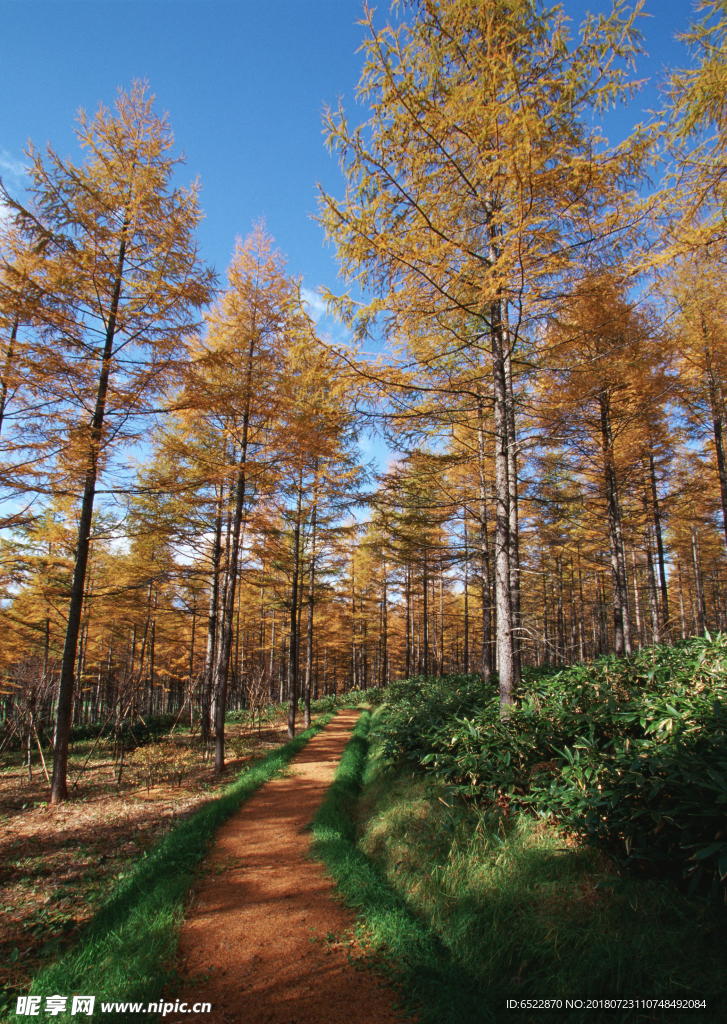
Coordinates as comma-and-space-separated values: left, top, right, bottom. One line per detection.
0, 150, 28, 229
300, 286, 330, 324
0, 151, 27, 180
300, 283, 358, 353
106, 533, 131, 556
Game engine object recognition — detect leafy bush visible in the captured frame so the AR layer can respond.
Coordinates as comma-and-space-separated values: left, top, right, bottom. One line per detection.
128, 740, 197, 791
376, 636, 727, 891
313, 707, 727, 1022
309, 687, 386, 713
225, 733, 252, 760
68, 714, 178, 748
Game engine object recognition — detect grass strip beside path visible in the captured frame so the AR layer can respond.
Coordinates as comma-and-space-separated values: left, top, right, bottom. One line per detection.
310, 707, 727, 1024
309, 708, 478, 1024
21, 713, 335, 1022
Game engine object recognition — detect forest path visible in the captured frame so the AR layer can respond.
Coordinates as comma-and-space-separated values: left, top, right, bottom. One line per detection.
168, 709, 400, 1024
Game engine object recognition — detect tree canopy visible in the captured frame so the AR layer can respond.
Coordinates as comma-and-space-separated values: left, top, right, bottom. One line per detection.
3, 4, 727, 797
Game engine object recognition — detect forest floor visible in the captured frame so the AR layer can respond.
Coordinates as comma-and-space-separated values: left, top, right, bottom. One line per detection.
0, 712, 293, 998
167, 708, 401, 1024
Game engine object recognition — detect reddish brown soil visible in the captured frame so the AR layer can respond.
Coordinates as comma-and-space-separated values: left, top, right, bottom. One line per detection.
170, 710, 402, 1024
0, 718, 291, 995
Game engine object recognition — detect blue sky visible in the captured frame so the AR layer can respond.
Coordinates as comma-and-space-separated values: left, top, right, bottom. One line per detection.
0, 0, 700, 484
0, 1, 369, 337
0, 0, 698, 320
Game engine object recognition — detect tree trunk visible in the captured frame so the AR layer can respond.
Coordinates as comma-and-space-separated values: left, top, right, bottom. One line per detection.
691, 528, 706, 635
648, 454, 670, 636
201, 499, 223, 749
577, 548, 586, 662
677, 562, 686, 639
149, 618, 157, 713
422, 546, 429, 676
304, 500, 317, 729
188, 596, 196, 706
213, 456, 251, 773
490, 302, 514, 713
504, 320, 521, 686
269, 605, 276, 700
702, 324, 727, 550
631, 548, 643, 648
287, 473, 303, 739
381, 563, 388, 687
463, 509, 470, 673
556, 554, 565, 662
50, 222, 128, 803
599, 390, 629, 657
644, 520, 661, 645
438, 570, 444, 678
405, 565, 411, 678
0, 310, 20, 436
351, 562, 357, 688
542, 570, 550, 664
258, 572, 266, 677
476, 401, 493, 681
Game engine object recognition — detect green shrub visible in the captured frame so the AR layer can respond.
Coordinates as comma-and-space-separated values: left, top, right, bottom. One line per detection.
376, 636, 727, 890
313, 707, 727, 1023
309, 688, 385, 714
127, 740, 197, 791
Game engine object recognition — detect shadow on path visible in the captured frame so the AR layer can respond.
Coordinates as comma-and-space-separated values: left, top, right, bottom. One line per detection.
168, 710, 401, 1024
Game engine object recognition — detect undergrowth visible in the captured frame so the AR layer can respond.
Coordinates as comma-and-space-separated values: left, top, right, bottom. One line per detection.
309, 688, 387, 714
379, 635, 727, 892
9, 712, 334, 1023
314, 704, 727, 1024
310, 709, 477, 1021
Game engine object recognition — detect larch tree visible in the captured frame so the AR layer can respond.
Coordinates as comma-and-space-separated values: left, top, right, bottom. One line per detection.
665, 0, 727, 256
142, 408, 237, 749
537, 273, 668, 656
1, 83, 214, 802
0, 226, 30, 441
0, 223, 60, 531
184, 224, 309, 772
271, 337, 364, 737
668, 259, 727, 548
319, 0, 648, 712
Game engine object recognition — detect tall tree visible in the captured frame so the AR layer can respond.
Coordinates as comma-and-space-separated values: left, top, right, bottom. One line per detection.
185, 224, 310, 769
668, 260, 727, 549
538, 273, 668, 656
319, 0, 647, 710
2, 84, 214, 802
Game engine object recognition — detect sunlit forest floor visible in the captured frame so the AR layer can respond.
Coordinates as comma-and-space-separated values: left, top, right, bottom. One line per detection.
166, 709, 400, 1024
0, 711, 292, 997
5, 640, 727, 1021
311, 648, 727, 1022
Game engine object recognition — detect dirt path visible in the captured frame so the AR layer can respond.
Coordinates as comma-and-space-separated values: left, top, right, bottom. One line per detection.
169, 710, 401, 1024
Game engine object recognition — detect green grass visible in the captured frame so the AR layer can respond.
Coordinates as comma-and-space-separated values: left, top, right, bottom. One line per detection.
377, 638, 727, 892
312, 706, 727, 1024
9, 712, 334, 1023
309, 708, 477, 1021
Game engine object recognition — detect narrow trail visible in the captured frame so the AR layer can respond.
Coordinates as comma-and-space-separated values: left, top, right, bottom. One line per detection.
168, 709, 401, 1024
